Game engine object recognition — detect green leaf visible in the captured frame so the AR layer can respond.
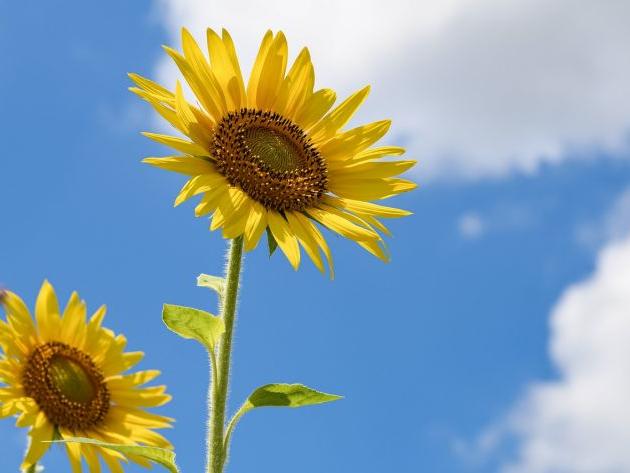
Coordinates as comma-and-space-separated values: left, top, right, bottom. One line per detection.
197, 273, 225, 299
266, 227, 278, 256
247, 383, 342, 408
222, 383, 342, 461
162, 304, 225, 350
51, 438, 179, 473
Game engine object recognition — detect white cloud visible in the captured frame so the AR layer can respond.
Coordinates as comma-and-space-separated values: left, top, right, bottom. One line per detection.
479, 230, 630, 473
152, 0, 630, 180
458, 212, 485, 239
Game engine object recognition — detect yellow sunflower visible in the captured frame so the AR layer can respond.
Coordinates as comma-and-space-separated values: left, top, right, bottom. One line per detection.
0, 282, 173, 472
130, 28, 416, 276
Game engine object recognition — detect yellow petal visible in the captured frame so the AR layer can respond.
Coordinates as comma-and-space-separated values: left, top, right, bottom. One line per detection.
21, 412, 53, 470
84, 444, 102, 473
63, 435, 83, 473
100, 450, 125, 473
357, 238, 390, 262
2, 291, 37, 355
285, 211, 324, 274
128, 73, 174, 102
243, 202, 268, 251
142, 155, 216, 176
358, 213, 392, 237
319, 203, 384, 238
309, 86, 370, 143
267, 211, 300, 270
351, 145, 406, 164
142, 132, 210, 157
307, 207, 378, 242
167, 38, 226, 120
173, 81, 212, 147
296, 88, 336, 131
210, 187, 248, 231
194, 183, 228, 217
35, 280, 61, 342
108, 406, 173, 429
130, 87, 187, 135
329, 160, 417, 179
319, 120, 391, 160
329, 177, 417, 201
292, 212, 335, 279
254, 32, 288, 110
105, 370, 161, 389
322, 195, 412, 218
221, 29, 246, 87
175, 174, 226, 207
273, 47, 314, 117
206, 28, 246, 110
61, 292, 87, 349
222, 200, 253, 239
247, 30, 274, 107
111, 385, 171, 408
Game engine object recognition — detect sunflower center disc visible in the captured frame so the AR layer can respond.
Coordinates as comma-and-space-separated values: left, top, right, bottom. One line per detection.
49, 356, 96, 403
23, 342, 110, 431
213, 109, 328, 212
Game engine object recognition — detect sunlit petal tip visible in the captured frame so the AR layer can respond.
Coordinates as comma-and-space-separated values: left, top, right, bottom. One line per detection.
181, 26, 192, 39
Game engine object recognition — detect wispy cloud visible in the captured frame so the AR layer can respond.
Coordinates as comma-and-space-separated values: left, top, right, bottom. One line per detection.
152, 0, 630, 180
575, 186, 630, 249
456, 203, 536, 240
457, 212, 486, 239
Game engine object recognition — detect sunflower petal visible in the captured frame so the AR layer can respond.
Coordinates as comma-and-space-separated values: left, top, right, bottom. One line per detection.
35, 280, 61, 342
142, 156, 216, 176
292, 213, 335, 279
247, 30, 274, 107
142, 132, 210, 157
307, 207, 378, 241
322, 195, 412, 218
329, 177, 417, 201
243, 202, 268, 251
21, 413, 53, 470
296, 88, 336, 131
319, 120, 391, 160
267, 211, 301, 270
285, 211, 325, 274
254, 32, 288, 110
309, 86, 370, 143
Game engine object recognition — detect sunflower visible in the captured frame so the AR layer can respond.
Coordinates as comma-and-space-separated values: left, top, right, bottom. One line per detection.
130, 28, 416, 276
0, 282, 173, 472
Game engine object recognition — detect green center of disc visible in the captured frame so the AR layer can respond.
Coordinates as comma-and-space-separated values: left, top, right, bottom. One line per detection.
49, 355, 96, 403
243, 126, 303, 172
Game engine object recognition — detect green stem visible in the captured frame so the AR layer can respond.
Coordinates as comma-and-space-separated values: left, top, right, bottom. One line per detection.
207, 236, 244, 473
222, 402, 249, 465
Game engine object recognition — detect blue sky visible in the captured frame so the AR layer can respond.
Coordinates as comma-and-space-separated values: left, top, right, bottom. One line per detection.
2, 1, 630, 472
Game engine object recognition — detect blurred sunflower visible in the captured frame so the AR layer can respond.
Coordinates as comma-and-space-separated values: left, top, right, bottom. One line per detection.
130, 28, 416, 276
0, 281, 172, 472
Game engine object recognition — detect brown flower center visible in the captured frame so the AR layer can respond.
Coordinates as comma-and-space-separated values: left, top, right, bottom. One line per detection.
213, 109, 328, 212
22, 342, 110, 431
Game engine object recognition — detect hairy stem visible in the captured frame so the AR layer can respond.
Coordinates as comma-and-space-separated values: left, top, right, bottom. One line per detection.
207, 236, 244, 473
